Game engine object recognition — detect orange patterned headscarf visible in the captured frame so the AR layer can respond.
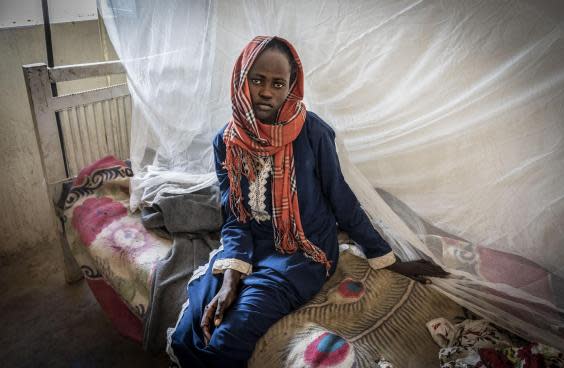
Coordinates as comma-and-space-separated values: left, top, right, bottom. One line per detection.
223, 36, 331, 273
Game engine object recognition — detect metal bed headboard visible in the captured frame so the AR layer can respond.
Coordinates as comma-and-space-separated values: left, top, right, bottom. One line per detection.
22, 60, 131, 283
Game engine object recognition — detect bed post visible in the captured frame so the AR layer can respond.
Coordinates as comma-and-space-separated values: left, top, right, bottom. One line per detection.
23, 63, 83, 283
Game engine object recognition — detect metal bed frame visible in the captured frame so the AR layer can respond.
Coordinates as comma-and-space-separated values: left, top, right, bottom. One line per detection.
23, 60, 131, 283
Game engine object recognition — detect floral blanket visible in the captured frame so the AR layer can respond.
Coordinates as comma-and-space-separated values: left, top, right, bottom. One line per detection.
64, 156, 173, 342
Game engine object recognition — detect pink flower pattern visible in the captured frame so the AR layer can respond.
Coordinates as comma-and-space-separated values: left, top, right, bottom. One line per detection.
104, 221, 155, 263
72, 197, 128, 246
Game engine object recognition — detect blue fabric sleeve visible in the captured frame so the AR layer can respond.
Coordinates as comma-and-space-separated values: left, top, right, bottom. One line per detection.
309, 114, 392, 259
213, 131, 254, 265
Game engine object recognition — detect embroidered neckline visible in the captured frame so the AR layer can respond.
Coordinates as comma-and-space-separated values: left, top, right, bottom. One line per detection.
248, 156, 272, 222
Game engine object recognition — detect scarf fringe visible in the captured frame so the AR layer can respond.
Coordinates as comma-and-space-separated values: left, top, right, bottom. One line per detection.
273, 227, 332, 274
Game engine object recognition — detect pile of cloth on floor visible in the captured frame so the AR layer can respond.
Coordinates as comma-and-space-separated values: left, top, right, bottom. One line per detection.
427, 318, 564, 368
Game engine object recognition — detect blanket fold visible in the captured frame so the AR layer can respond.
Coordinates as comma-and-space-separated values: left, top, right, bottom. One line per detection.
141, 186, 222, 352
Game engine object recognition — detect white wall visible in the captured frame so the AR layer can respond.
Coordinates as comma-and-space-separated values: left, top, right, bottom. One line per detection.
0, 17, 118, 256
0, 0, 97, 28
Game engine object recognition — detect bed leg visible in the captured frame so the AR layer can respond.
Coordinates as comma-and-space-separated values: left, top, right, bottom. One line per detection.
58, 217, 83, 284
61, 236, 83, 284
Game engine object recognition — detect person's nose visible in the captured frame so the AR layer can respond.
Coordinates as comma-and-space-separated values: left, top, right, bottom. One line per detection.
258, 85, 273, 100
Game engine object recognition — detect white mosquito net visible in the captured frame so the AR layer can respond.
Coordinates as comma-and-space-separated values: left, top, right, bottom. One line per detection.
98, 0, 564, 349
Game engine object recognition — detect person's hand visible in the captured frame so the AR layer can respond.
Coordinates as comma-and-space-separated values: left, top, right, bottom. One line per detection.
200, 268, 242, 345
386, 259, 449, 284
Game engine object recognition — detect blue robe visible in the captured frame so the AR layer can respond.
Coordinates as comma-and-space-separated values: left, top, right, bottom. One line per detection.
168, 111, 393, 367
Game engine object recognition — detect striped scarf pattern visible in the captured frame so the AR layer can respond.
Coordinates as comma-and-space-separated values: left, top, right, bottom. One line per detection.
223, 36, 331, 273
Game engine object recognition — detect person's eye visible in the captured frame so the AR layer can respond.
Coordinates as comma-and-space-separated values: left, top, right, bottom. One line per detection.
274, 82, 285, 89
250, 78, 261, 85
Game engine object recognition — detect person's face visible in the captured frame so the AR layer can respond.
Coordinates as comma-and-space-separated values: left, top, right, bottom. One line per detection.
248, 48, 292, 124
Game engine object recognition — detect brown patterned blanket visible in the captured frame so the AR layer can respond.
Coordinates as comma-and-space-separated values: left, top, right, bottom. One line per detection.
250, 245, 464, 368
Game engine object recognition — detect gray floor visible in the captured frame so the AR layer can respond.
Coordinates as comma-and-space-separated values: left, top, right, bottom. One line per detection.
0, 245, 169, 368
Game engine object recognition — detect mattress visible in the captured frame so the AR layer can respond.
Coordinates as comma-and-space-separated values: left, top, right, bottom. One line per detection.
64, 156, 469, 366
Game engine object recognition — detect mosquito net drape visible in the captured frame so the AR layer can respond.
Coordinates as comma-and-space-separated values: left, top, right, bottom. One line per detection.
98, 0, 564, 349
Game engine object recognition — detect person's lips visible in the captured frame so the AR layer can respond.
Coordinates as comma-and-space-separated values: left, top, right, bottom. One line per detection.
255, 103, 273, 112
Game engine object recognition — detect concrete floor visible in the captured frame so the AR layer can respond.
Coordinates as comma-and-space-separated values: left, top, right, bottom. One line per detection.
0, 245, 169, 368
